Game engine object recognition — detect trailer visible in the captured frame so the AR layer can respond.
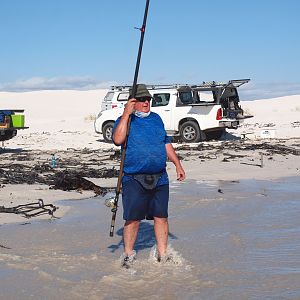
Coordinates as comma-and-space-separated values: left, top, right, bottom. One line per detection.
0, 109, 28, 142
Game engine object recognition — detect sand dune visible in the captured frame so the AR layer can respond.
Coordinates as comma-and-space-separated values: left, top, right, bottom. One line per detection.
1, 89, 299, 150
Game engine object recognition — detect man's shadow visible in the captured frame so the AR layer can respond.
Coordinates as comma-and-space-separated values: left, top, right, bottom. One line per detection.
108, 221, 178, 253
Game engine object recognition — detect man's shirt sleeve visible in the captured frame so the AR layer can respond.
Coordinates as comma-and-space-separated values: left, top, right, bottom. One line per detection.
156, 114, 171, 144
112, 117, 121, 146
165, 134, 172, 144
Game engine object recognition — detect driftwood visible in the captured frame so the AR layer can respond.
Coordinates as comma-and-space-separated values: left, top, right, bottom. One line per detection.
0, 199, 57, 218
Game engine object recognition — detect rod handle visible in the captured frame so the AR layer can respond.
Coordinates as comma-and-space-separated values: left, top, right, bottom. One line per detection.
109, 211, 117, 237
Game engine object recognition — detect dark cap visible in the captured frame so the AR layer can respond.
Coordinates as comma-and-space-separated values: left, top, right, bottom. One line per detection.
129, 84, 152, 99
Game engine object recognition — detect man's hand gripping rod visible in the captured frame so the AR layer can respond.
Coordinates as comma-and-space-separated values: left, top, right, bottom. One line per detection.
109, 0, 150, 237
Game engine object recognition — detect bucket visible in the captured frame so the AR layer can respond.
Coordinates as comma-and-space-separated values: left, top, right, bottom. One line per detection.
11, 115, 25, 128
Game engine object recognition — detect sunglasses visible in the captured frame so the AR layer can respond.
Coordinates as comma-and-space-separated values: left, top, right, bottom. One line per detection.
136, 96, 152, 102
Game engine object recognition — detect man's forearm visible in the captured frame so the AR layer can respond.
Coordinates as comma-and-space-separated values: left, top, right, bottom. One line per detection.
166, 143, 186, 180
166, 143, 181, 167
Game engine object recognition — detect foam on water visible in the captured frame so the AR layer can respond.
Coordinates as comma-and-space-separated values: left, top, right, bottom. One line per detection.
110, 244, 191, 278
148, 244, 188, 267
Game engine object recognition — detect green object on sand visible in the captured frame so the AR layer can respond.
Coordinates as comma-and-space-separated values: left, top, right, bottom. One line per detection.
11, 114, 25, 127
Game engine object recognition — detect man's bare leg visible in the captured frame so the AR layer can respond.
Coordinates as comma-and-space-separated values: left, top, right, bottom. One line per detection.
123, 220, 140, 256
154, 217, 169, 257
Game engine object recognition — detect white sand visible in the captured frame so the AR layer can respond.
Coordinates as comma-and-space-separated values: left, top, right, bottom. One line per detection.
230, 94, 300, 139
0, 90, 299, 224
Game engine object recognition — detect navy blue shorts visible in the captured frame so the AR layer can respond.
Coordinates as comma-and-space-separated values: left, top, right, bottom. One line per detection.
122, 177, 169, 221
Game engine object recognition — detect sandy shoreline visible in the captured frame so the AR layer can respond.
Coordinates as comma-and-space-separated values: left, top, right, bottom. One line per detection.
1, 137, 299, 225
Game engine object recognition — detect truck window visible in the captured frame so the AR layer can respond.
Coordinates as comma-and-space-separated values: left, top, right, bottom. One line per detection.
176, 91, 194, 106
179, 91, 193, 104
198, 91, 215, 103
104, 92, 114, 101
219, 88, 240, 110
220, 88, 238, 100
117, 92, 129, 102
152, 93, 170, 107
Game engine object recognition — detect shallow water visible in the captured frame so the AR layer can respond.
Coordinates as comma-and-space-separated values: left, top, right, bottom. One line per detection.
1, 177, 300, 299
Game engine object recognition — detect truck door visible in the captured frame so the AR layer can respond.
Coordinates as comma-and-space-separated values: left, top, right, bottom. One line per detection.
151, 93, 172, 130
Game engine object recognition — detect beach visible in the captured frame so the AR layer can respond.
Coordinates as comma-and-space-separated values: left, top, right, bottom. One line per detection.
1, 90, 300, 299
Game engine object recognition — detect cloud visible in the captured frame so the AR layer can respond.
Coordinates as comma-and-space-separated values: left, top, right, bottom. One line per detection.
239, 81, 300, 100
0, 76, 117, 92
1, 77, 300, 100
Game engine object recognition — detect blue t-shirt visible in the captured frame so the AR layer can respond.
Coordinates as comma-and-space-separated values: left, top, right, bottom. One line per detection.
112, 112, 171, 186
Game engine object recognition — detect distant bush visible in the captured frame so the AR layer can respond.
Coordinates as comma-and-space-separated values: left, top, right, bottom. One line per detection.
84, 114, 96, 122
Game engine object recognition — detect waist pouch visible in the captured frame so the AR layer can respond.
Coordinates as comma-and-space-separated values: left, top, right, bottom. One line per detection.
127, 173, 163, 190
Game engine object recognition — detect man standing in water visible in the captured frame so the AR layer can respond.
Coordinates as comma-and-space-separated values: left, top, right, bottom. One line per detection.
112, 84, 185, 268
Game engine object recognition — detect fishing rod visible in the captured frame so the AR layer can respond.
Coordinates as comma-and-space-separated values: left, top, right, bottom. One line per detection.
109, 0, 150, 237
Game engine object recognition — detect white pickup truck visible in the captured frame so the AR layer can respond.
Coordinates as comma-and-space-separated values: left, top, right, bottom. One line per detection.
94, 79, 252, 143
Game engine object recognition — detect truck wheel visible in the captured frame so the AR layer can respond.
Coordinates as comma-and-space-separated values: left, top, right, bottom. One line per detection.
102, 122, 114, 143
0, 130, 17, 141
180, 121, 206, 143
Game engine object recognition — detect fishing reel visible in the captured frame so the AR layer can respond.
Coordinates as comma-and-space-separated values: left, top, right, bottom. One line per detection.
105, 196, 117, 212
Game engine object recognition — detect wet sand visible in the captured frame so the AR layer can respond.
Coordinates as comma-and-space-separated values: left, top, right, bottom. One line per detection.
1, 177, 300, 300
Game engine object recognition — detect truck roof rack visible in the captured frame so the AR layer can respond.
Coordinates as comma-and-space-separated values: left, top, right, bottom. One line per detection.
191, 79, 250, 90
111, 79, 250, 92
110, 84, 189, 91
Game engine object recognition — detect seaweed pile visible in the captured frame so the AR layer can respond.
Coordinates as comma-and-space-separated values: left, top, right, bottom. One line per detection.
176, 139, 300, 158
0, 148, 120, 194
0, 139, 299, 194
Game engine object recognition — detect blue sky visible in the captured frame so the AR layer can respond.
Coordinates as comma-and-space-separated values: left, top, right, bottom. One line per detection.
0, 0, 300, 99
